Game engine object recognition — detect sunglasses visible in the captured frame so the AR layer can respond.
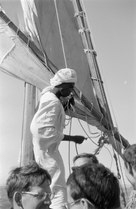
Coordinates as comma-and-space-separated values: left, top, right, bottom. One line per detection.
22, 191, 54, 200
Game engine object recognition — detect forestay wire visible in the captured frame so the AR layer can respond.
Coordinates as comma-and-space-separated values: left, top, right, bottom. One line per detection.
54, 0, 74, 173
54, 0, 68, 68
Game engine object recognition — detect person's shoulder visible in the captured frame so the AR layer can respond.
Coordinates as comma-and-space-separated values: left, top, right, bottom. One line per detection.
42, 91, 58, 101
41, 91, 61, 106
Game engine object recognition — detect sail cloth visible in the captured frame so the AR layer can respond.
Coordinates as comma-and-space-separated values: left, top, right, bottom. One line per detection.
0, 14, 52, 89
22, 0, 100, 107
0, 0, 110, 129
20, 0, 112, 128
0, 0, 129, 153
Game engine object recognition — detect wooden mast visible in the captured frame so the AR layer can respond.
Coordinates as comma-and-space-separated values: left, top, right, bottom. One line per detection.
19, 83, 36, 166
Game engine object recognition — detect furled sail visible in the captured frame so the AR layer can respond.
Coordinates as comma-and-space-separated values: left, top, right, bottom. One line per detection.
0, 0, 130, 159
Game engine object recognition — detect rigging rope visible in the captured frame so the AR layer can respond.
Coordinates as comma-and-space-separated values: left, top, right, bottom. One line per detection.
54, 0, 67, 68
68, 118, 73, 174
111, 140, 128, 202
78, 119, 98, 146
54, 0, 77, 175
75, 143, 79, 155
104, 145, 114, 169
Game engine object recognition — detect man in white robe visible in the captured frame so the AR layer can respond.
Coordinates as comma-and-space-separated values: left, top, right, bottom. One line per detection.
30, 68, 85, 209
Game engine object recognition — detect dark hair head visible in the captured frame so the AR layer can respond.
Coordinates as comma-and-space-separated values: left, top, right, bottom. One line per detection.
67, 163, 120, 209
73, 153, 99, 165
123, 144, 136, 171
6, 161, 51, 201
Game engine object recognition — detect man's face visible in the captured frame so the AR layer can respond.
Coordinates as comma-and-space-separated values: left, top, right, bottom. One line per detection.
66, 186, 83, 209
66, 186, 95, 209
60, 83, 75, 97
21, 180, 51, 209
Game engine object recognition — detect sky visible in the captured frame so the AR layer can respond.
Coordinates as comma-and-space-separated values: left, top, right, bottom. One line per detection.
0, 0, 136, 187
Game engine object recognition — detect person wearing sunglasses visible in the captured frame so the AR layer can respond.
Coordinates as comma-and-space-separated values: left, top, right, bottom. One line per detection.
123, 144, 136, 209
66, 163, 121, 209
6, 161, 52, 209
30, 68, 85, 209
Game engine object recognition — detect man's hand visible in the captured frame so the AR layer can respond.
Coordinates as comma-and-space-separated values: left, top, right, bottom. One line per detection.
63, 135, 86, 143
72, 135, 86, 144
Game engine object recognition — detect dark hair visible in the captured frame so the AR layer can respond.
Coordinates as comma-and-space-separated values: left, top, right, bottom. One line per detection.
123, 144, 136, 171
67, 163, 120, 209
6, 161, 51, 201
73, 153, 99, 164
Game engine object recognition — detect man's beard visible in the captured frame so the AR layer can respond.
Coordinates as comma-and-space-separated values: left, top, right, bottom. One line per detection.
60, 95, 75, 112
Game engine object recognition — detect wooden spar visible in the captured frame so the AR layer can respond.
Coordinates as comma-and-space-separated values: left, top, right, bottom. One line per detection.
19, 83, 36, 166
0, 10, 45, 67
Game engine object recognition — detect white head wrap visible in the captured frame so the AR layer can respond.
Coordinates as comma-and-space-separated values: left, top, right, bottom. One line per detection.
50, 68, 77, 87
